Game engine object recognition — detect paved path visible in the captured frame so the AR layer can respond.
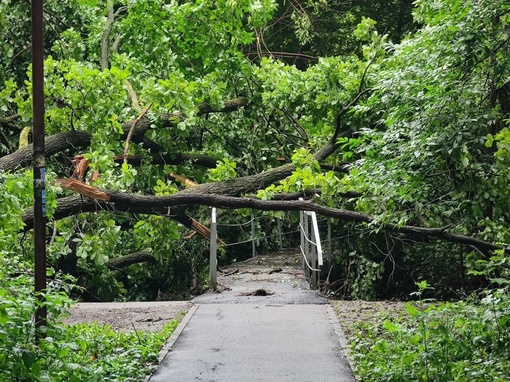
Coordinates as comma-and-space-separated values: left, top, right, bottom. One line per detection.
149, 251, 355, 382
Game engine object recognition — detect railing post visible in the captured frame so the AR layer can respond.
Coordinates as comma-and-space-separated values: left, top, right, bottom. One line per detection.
310, 212, 323, 268
312, 212, 324, 290
311, 223, 317, 289
277, 217, 283, 250
209, 208, 217, 291
327, 219, 332, 263
251, 211, 256, 257
304, 212, 310, 279
300, 210, 305, 270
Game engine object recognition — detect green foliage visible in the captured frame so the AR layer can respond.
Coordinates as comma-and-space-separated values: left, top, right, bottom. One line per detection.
0, 0, 508, 363
346, 251, 385, 300
2, 0, 510, 379
469, 249, 510, 288
351, 288, 510, 382
0, 250, 180, 381
353, 0, 510, 230
256, 0, 415, 66
208, 158, 238, 181
75, 220, 121, 266
326, 0, 510, 299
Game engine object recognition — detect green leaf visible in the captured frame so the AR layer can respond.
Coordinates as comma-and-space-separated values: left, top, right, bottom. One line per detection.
405, 303, 420, 318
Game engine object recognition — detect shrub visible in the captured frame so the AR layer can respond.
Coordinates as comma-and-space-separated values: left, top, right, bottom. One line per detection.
351, 288, 510, 381
0, 251, 179, 381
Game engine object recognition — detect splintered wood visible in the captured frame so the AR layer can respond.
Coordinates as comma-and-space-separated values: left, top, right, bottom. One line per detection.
55, 178, 110, 201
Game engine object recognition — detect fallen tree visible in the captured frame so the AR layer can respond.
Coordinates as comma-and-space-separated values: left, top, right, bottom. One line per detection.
105, 251, 155, 270
12, 90, 503, 259
0, 97, 248, 172
22, 186, 502, 254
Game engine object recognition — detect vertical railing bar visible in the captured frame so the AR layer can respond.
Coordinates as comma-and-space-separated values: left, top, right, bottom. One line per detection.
310, 212, 323, 267
310, 222, 317, 289
251, 211, 256, 257
299, 199, 305, 271
209, 207, 217, 291
327, 219, 332, 263
300, 210, 305, 270
304, 212, 310, 280
277, 218, 283, 250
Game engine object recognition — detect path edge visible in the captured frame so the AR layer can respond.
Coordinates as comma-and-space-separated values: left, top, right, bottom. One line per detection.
326, 304, 355, 369
145, 303, 199, 382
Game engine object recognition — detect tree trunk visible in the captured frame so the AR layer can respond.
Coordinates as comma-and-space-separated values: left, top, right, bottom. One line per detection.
22, 190, 502, 253
106, 251, 155, 270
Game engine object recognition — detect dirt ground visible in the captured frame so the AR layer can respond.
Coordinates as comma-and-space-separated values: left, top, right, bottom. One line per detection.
63, 251, 408, 339
330, 299, 408, 340
63, 301, 193, 332
63, 297, 407, 342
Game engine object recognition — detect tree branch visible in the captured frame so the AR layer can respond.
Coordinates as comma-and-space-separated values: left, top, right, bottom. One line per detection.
106, 251, 155, 270
0, 114, 20, 125
0, 130, 92, 171
123, 101, 153, 164
0, 97, 248, 171
100, 0, 115, 70
112, 152, 220, 168
22, 191, 503, 253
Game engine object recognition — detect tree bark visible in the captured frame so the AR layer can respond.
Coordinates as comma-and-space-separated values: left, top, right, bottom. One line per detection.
112, 152, 220, 168
105, 251, 155, 270
14, 89, 498, 254
0, 130, 92, 171
179, 164, 296, 196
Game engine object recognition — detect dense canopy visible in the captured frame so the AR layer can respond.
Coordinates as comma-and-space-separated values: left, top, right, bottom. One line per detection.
1, 0, 509, 300
2, 0, 510, 380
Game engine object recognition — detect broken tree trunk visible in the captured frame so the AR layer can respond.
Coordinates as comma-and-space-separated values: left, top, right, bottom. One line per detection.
11, 89, 501, 255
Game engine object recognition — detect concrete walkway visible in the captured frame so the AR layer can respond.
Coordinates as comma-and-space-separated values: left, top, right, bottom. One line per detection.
149, 251, 355, 382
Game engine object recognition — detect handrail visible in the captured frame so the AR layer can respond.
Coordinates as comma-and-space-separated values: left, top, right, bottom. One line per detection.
308, 211, 323, 267
217, 216, 258, 227
298, 199, 323, 289
299, 223, 319, 247
209, 207, 218, 291
209, 207, 326, 290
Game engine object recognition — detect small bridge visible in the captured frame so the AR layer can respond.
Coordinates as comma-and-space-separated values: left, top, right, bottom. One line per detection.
208, 206, 331, 291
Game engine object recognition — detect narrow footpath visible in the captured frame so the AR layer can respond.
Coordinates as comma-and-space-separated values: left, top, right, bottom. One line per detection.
149, 250, 355, 382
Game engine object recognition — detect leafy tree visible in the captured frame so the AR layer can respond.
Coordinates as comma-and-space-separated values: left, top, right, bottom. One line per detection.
344, 0, 510, 294
0, 0, 508, 303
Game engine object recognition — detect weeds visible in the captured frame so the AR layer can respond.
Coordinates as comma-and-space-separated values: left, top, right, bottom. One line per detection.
351, 283, 510, 382
0, 251, 179, 381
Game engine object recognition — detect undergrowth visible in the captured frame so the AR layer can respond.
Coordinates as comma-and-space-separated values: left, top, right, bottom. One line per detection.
0, 251, 180, 381
351, 283, 510, 382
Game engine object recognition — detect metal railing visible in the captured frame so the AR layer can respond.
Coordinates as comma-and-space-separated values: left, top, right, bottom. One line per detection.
209, 207, 218, 291
208, 208, 328, 291
299, 209, 323, 289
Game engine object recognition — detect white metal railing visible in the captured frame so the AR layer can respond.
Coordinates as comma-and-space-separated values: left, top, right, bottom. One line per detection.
299, 207, 323, 290
209, 207, 218, 291
208, 208, 329, 291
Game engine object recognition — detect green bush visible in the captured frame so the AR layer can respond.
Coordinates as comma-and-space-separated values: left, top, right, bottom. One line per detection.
351, 288, 510, 382
0, 251, 179, 381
